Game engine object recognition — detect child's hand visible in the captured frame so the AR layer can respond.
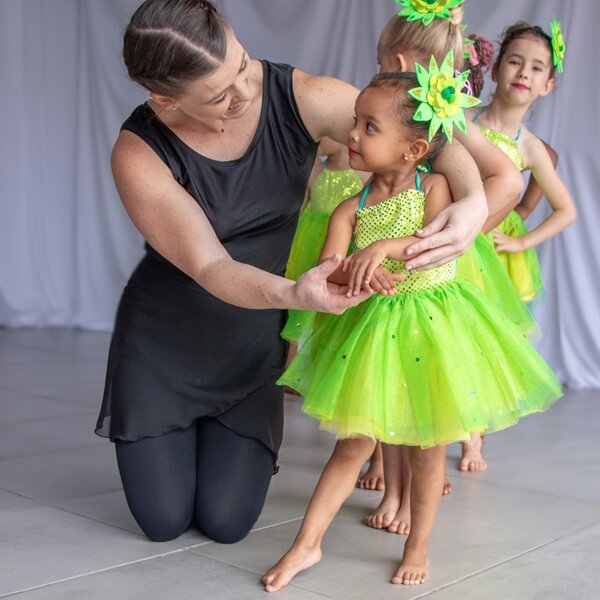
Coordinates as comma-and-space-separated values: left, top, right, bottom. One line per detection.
493, 230, 526, 253
369, 266, 403, 296
343, 242, 388, 296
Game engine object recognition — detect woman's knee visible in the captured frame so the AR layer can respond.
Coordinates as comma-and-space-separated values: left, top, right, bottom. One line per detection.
136, 508, 193, 542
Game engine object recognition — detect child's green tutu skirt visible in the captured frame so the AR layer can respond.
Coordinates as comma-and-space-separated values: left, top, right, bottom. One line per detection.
279, 279, 561, 448
488, 210, 544, 303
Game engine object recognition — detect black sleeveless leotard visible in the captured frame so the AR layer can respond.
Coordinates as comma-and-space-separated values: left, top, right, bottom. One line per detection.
96, 61, 318, 456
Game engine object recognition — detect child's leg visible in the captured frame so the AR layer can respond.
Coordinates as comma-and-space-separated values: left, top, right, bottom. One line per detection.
385, 445, 412, 534
460, 433, 487, 472
356, 441, 385, 490
364, 443, 405, 529
263, 437, 375, 592
392, 445, 445, 586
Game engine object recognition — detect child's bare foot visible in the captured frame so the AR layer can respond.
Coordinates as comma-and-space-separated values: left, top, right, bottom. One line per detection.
356, 461, 385, 491
387, 502, 411, 535
262, 545, 322, 592
363, 497, 399, 529
442, 475, 453, 495
391, 548, 429, 585
460, 434, 487, 472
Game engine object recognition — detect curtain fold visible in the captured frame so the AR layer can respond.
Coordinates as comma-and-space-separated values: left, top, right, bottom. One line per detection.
1, 0, 598, 386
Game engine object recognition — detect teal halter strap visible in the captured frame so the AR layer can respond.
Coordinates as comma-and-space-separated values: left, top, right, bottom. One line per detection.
357, 183, 371, 210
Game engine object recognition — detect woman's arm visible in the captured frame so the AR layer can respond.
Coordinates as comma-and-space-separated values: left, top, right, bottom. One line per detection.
515, 140, 559, 220
494, 135, 576, 252
111, 132, 371, 313
403, 141, 487, 269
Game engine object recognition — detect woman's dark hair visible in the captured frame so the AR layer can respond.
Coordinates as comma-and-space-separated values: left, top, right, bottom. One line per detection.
494, 21, 555, 79
365, 72, 447, 162
123, 0, 230, 97
465, 34, 494, 98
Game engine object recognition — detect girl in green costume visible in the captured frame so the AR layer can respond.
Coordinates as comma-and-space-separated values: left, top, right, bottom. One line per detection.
263, 71, 561, 591
469, 21, 576, 301
283, 138, 369, 345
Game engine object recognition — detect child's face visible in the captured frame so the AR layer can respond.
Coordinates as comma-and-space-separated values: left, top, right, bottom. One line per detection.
493, 37, 554, 105
348, 88, 411, 172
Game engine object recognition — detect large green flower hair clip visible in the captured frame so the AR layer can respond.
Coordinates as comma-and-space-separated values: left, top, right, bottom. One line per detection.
408, 50, 481, 142
395, 0, 464, 26
550, 18, 565, 73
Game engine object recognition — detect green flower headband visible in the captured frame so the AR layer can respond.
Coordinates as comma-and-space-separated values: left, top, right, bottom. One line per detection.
408, 50, 481, 142
395, 0, 464, 26
550, 18, 565, 73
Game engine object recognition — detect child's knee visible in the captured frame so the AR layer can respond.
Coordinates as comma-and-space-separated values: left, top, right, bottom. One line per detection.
333, 438, 375, 462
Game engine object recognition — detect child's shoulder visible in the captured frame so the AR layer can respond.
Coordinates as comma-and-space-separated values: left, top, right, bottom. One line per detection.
331, 190, 363, 216
518, 128, 547, 169
421, 171, 450, 193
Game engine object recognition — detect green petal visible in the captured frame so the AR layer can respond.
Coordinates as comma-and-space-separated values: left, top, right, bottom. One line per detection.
453, 111, 467, 134
415, 62, 430, 88
460, 93, 481, 108
440, 50, 454, 76
454, 71, 469, 89
429, 115, 442, 141
414, 103, 434, 122
423, 13, 434, 25
408, 86, 427, 102
442, 119, 454, 143
429, 54, 439, 75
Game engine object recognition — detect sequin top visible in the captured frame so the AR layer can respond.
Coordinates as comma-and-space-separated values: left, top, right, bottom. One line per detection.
309, 168, 364, 214
354, 190, 456, 294
478, 127, 523, 170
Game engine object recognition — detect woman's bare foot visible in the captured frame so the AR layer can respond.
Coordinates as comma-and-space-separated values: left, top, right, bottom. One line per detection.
391, 547, 429, 585
363, 496, 399, 529
262, 545, 322, 593
460, 433, 487, 472
356, 460, 385, 491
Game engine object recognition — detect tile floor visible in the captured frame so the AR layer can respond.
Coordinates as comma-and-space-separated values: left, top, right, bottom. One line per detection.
0, 327, 598, 599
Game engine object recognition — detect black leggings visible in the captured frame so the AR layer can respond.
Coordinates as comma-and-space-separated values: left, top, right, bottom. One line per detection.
115, 418, 274, 544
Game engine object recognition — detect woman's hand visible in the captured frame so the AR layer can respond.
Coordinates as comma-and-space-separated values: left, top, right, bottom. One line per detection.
493, 230, 526, 253
291, 255, 373, 314
404, 199, 486, 270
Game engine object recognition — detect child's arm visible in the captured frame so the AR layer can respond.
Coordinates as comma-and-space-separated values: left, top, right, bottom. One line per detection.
456, 120, 523, 233
345, 174, 452, 294
515, 141, 559, 220
321, 199, 404, 295
494, 134, 576, 253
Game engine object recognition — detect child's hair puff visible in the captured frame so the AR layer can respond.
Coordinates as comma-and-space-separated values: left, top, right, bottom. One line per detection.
465, 34, 494, 98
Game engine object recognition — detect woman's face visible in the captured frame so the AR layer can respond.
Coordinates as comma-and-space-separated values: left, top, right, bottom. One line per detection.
172, 28, 255, 123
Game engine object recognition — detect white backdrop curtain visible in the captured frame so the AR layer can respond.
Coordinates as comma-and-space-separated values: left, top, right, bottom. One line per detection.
0, 0, 598, 387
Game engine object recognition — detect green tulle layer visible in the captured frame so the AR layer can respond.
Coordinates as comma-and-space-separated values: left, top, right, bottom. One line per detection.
285, 210, 330, 281
458, 232, 538, 336
488, 211, 544, 303
279, 280, 561, 448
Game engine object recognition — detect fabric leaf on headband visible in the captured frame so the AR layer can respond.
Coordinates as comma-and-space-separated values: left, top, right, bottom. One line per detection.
408, 51, 481, 142
395, 0, 464, 26
550, 18, 565, 73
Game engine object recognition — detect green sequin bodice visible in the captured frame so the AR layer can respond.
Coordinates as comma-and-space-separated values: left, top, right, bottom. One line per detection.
479, 127, 523, 170
309, 168, 364, 214
354, 190, 456, 293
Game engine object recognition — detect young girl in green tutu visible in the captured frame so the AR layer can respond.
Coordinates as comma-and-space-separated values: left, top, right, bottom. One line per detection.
469, 20, 576, 299
262, 64, 561, 591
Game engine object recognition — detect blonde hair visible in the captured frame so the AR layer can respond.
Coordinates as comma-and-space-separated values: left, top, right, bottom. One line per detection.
379, 6, 465, 70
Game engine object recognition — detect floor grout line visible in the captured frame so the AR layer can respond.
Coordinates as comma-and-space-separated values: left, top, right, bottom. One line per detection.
410, 518, 600, 599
